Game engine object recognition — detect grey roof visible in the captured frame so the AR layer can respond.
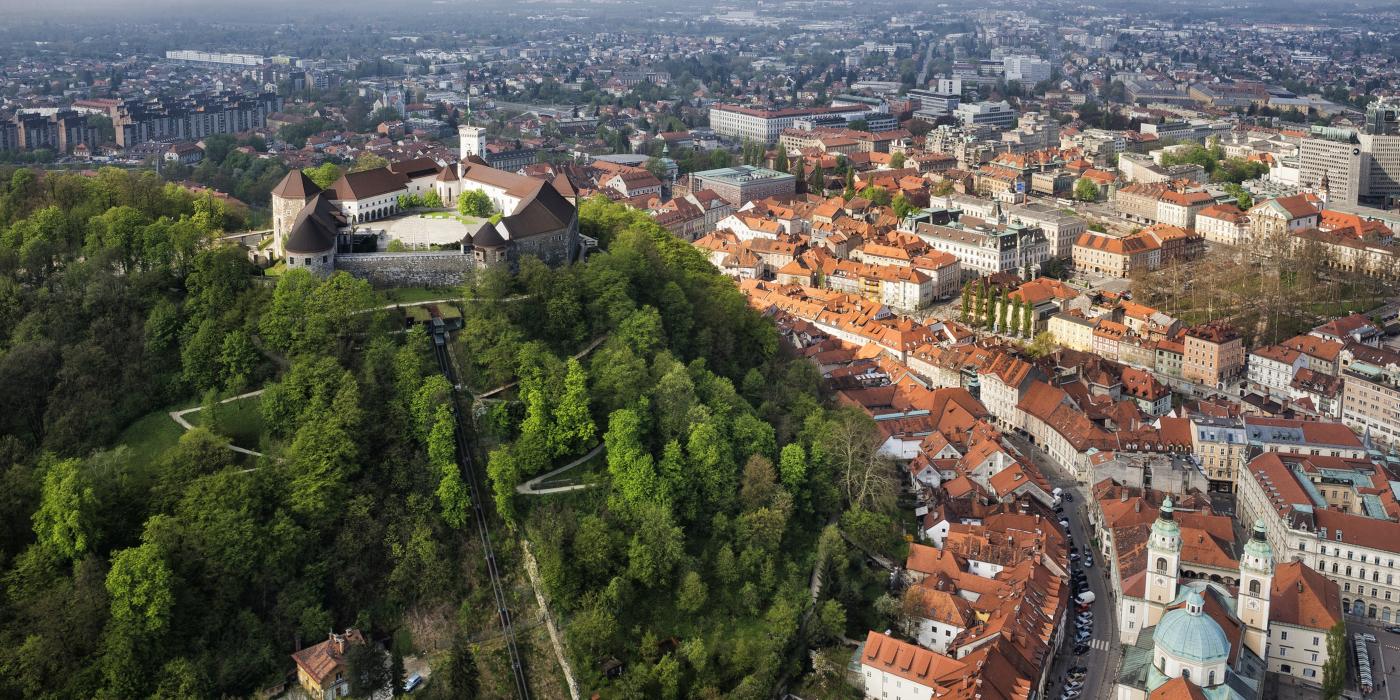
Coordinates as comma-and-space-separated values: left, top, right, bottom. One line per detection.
471, 221, 506, 249
499, 180, 575, 239
285, 193, 343, 254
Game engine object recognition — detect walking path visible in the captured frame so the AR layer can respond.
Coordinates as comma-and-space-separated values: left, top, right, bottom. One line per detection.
169, 389, 267, 457
515, 443, 605, 495
520, 539, 581, 700
478, 335, 608, 399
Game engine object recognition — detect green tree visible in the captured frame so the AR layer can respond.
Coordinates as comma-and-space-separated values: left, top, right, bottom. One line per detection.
1027, 331, 1058, 358
389, 650, 405, 698
430, 404, 470, 528
676, 570, 708, 614
486, 446, 520, 527
458, 190, 493, 217
350, 152, 389, 173
1322, 621, 1347, 699
551, 357, 595, 458
1021, 298, 1034, 338
32, 457, 97, 561
346, 642, 390, 697
105, 541, 175, 635
815, 599, 847, 642
626, 503, 684, 586
1073, 177, 1098, 202
808, 163, 826, 193
778, 443, 807, 494
446, 636, 480, 697
891, 192, 916, 219
889, 151, 906, 169
774, 143, 790, 172
305, 162, 343, 189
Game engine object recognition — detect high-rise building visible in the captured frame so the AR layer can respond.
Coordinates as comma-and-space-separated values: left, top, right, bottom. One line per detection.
1002, 55, 1052, 84
1300, 102, 1400, 207
1364, 99, 1400, 136
113, 91, 281, 148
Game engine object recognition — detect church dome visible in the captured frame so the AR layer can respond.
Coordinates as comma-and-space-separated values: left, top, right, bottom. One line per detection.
1155, 590, 1230, 665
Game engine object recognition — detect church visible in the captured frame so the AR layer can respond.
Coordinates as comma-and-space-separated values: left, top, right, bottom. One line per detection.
1115, 499, 1272, 700
268, 123, 580, 275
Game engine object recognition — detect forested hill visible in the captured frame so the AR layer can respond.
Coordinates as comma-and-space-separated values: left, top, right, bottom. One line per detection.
0, 177, 906, 699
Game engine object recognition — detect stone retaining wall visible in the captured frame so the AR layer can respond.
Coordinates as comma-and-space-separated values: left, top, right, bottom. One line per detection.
335, 252, 476, 287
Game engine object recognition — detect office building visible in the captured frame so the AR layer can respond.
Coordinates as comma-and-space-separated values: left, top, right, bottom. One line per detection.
688, 165, 796, 205
707, 104, 866, 144
954, 101, 1016, 131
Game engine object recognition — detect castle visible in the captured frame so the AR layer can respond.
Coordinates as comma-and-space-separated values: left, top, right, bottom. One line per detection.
269, 124, 579, 275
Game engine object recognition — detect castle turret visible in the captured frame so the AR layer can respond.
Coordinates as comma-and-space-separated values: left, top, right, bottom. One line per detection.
270, 170, 321, 257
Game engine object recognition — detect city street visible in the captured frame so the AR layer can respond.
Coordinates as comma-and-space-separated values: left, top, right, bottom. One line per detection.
1350, 618, 1400, 700
1005, 433, 1121, 700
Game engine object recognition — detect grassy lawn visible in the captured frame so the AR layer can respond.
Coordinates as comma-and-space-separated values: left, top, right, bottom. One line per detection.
192, 396, 265, 451
372, 286, 461, 306
420, 212, 484, 226
115, 400, 198, 465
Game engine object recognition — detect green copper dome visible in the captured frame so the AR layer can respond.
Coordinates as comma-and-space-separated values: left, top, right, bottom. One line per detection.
1243, 520, 1273, 566
1152, 496, 1181, 538
1155, 590, 1231, 665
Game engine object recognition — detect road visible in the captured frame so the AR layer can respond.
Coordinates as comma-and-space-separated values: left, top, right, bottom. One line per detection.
1006, 433, 1120, 700
1351, 618, 1400, 700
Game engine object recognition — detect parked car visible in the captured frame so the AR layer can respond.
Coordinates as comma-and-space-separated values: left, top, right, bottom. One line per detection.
1083, 555, 1094, 568
1385, 626, 1400, 634
1061, 493, 1074, 502
403, 673, 423, 693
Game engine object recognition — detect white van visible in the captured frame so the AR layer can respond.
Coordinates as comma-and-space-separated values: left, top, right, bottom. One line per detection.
1076, 591, 1096, 606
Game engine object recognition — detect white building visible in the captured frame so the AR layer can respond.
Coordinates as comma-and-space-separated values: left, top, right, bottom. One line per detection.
1002, 55, 1052, 84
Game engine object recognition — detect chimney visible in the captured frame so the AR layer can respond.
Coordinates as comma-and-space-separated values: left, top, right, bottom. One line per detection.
331, 632, 345, 656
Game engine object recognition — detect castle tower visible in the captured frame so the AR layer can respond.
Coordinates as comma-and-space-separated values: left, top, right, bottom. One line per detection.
269, 170, 321, 258
1145, 496, 1182, 626
1238, 519, 1274, 659
459, 123, 486, 162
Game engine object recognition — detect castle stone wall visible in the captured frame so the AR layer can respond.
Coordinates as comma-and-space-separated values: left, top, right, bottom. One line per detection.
335, 252, 476, 287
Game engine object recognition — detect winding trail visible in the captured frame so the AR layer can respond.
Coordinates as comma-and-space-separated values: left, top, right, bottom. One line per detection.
515, 443, 605, 495
168, 389, 267, 458
478, 335, 608, 399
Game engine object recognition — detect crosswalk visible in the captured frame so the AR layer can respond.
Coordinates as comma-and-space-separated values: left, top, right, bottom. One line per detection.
1084, 638, 1110, 651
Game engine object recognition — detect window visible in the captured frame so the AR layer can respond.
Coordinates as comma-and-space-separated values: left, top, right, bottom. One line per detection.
1280, 630, 1288, 640
1209, 671, 1216, 685
1250, 580, 1261, 596
1182, 669, 1190, 681
1157, 557, 1168, 573
1305, 669, 1317, 678
1312, 652, 1319, 662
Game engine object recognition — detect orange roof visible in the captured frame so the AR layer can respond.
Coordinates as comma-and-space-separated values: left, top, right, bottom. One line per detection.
291, 629, 365, 685
1150, 677, 1208, 700
1271, 561, 1342, 631
860, 631, 968, 688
